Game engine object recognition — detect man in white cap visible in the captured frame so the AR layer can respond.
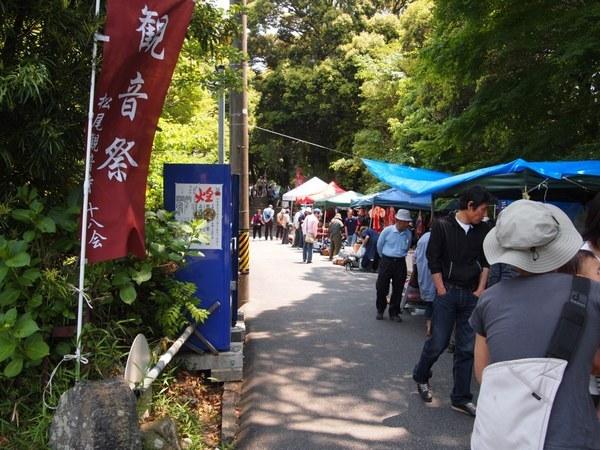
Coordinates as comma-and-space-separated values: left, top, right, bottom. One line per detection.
375, 209, 413, 322
413, 185, 493, 416
470, 199, 600, 448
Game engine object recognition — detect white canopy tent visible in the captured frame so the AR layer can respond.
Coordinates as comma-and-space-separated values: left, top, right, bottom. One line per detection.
282, 177, 328, 202
305, 181, 345, 203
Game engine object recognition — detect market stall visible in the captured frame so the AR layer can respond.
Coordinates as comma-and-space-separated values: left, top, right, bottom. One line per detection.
351, 188, 432, 210
297, 181, 345, 205
314, 190, 363, 208
281, 177, 329, 203
363, 158, 600, 203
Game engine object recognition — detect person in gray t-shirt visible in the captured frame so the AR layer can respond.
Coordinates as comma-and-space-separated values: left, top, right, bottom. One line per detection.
471, 274, 600, 449
471, 199, 600, 449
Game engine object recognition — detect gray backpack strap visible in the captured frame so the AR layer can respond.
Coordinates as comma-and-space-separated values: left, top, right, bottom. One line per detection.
546, 276, 591, 362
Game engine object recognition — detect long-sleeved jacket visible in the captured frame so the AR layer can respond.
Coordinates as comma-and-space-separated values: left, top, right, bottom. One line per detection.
426, 214, 489, 288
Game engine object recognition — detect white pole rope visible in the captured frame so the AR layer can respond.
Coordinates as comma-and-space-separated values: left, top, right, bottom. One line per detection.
74, 0, 103, 379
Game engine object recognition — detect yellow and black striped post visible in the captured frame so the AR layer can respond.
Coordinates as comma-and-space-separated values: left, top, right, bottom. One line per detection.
238, 230, 250, 274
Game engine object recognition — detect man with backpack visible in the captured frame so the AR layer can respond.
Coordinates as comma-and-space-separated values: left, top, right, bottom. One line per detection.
412, 185, 493, 416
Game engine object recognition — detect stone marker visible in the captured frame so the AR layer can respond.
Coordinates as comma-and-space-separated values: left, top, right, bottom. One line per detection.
49, 378, 141, 450
140, 417, 182, 450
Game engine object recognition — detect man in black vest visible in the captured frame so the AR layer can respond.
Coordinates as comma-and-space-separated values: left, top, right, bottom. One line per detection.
412, 185, 493, 417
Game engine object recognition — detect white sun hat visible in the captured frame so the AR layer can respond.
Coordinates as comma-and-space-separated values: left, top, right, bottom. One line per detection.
395, 209, 412, 222
483, 199, 582, 273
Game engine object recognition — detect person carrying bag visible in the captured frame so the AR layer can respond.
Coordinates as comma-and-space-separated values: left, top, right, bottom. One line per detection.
472, 276, 590, 450
470, 200, 600, 450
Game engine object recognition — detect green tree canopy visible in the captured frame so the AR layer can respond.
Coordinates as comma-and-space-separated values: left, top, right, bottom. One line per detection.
0, 1, 237, 202
250, 0, 600, 190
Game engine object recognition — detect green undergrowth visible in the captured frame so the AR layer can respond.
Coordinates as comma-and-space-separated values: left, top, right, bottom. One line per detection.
150, 366, 234, 450
0, 186, 218, 448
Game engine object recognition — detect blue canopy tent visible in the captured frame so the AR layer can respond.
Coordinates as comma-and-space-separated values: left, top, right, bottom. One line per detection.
351, 192, 377, 207
361, 158, 450, 194
351, 188, 432, 210
363, 158, 600, 202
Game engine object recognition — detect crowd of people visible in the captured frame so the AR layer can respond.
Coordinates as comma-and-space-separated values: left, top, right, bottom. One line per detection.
364, 186, 600, 450
252, 185, 600, 449
250, 176, 285, 205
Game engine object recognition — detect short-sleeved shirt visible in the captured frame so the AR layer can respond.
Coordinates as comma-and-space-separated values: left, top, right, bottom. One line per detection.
251, 213, 262, 225
470, 273, 600, 449
344, 217, 359, 235
376, 225, 411, 258
262, 207, 274, 222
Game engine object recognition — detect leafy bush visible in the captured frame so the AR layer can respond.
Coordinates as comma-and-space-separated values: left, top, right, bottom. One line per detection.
0, 187, 209, 380
86, 210, 210, 337
0, 185, 79, 378
0, 188, 211, 447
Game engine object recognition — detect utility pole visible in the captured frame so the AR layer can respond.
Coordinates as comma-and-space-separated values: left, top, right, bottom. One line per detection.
217, 65, 225, 164
230, 0, 250, 306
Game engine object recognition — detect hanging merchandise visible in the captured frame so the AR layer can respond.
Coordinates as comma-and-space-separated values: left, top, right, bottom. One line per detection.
385, 207, 396, 227
370, 206, 386, 232
415, 210, 425, 238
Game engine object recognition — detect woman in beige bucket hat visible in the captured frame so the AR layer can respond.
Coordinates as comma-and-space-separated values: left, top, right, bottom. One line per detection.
470, 199, 600, 449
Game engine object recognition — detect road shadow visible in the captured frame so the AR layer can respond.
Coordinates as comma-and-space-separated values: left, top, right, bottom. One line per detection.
237, 247, 475, 450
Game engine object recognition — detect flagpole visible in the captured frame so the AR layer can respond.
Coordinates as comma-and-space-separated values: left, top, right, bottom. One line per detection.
75, 0, 102, 380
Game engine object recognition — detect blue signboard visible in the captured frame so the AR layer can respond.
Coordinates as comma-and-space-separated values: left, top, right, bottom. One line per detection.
230, 174, 240, 326
164, 164, 232, 351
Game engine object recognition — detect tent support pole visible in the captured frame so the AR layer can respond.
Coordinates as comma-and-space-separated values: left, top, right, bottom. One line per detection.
322, 206, 327, 244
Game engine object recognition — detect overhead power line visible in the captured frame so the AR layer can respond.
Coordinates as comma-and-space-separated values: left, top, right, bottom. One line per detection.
254, 126, 354, 158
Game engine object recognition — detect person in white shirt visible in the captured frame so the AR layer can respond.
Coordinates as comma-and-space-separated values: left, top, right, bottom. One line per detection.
280, 209, 291, 244
262, 204, 275, 240
301, 208, 320, 263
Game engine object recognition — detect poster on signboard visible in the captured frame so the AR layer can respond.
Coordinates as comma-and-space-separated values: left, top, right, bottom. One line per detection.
174, 183, 223, 249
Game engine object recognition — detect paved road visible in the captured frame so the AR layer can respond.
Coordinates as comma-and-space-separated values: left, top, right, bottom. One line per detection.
237, 239, 476, 450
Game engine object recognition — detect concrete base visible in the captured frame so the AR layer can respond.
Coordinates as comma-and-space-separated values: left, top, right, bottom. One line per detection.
211, 368, 243, 382
176, 324, 245, 383
231, 322, 246, 343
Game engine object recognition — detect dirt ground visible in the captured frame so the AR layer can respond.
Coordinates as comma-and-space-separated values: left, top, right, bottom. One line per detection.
149, 370, 224, 448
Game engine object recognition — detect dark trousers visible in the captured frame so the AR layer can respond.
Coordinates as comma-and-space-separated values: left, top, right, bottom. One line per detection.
375, 255, 407, 317
282, 225, 290, 244
361, 252, 380, 272
413, 285, 477, 405
293, 228, 303, 247
329, 235, 342, 260
252, 224, 262, 239
276, 224, 284, 239
264, 221, 273, 239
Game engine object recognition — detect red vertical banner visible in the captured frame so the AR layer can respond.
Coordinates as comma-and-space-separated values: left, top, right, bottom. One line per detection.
86, 0, 194, 263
